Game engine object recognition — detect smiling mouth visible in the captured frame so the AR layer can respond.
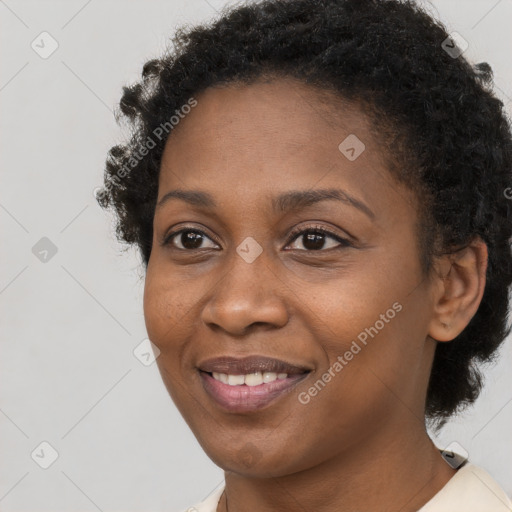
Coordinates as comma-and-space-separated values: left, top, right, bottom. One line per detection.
198, 368, 311, 412
196, 354, 312, 412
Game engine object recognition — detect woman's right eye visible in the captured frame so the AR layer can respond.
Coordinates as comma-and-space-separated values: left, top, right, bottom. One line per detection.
163, 228, 219, 251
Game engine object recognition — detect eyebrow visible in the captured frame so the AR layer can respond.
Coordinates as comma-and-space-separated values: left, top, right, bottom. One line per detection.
156, 188, 375, 220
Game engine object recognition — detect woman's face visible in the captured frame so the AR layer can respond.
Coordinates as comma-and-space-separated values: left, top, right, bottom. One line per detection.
144, 78, 439, 476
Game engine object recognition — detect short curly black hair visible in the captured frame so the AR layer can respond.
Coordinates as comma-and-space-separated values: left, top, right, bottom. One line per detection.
97, 0, 512, 428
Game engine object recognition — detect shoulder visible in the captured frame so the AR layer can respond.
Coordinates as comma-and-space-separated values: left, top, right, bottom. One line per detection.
178, 483, 225, 512
418, 462, 512, 512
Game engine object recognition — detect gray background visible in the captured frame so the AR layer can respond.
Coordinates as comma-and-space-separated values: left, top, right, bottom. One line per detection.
1, 0, 511, 510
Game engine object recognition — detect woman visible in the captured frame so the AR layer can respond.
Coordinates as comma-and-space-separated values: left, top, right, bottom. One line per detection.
97, 0, 512, 510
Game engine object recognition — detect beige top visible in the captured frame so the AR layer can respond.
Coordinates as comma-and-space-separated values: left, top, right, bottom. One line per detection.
182, 462, 512, 512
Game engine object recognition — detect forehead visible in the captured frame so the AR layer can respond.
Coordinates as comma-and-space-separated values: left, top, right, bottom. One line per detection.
162, 80, 383, 176
166, 78, 372, 146
157, 78, 414, 223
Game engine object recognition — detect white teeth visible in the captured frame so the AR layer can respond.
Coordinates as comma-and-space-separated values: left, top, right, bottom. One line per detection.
211, 371, 289, 385
227, 374, 245, 386
212, 372, 228, 384
245, 372, 264, 386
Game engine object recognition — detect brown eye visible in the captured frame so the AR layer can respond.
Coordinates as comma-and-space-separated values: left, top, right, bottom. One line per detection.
163, 229, 218, 250
285, 227, 352, 252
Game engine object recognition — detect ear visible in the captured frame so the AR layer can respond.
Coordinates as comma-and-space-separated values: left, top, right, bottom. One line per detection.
428, 237, 488, 342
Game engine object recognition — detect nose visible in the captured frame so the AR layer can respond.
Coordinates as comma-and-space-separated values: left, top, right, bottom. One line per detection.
200, 249, 289, 336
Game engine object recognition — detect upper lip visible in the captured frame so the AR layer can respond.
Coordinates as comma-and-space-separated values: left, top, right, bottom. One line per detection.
197, 355, 312, 375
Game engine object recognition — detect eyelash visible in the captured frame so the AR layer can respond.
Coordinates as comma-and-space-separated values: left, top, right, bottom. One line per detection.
162, 224, 352, 252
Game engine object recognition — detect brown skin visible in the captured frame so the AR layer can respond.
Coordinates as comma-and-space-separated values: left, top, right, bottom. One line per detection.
143, 78, 488, 512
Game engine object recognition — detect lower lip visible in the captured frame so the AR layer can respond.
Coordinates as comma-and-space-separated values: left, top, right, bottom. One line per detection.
199, 371, 310, 412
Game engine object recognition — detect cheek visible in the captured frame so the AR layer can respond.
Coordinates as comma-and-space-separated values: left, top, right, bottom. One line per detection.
143, 268, 191, 350
302, 268, 398, 350
143, 270, 198, 410
303, 297, 429, 441
297, 260, 424, 406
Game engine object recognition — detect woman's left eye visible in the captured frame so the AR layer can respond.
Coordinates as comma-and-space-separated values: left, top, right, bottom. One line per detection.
286, 227, 352, 251
162, 226, 351, 252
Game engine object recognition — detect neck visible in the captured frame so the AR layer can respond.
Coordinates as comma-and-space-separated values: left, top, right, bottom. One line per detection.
218, 418, 456, 512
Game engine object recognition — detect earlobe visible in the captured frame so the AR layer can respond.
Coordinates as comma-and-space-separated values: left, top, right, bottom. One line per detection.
427, 237, 488, 343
